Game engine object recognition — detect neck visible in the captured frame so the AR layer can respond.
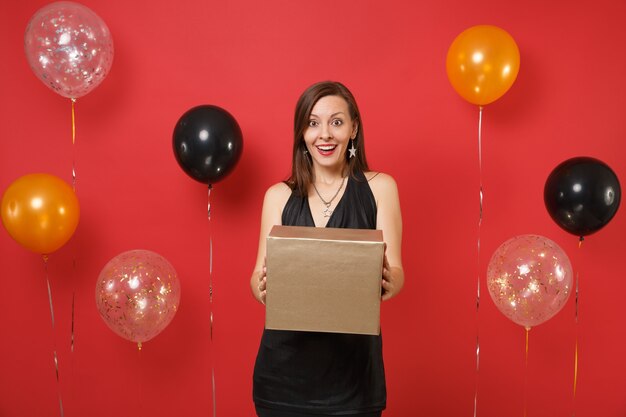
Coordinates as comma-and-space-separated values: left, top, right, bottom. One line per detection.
313, 164, 347, 185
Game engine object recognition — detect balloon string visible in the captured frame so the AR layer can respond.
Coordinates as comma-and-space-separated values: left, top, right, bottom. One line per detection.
71, 99, 76, 145
44, 256, 55, 329
473, 105, 484, 417
70, 98, 77, 357
43, 255, 65, 417
210, 236, 214, 334
473, 333, 480, 417
71, 99, 76, 191
71, 261, 75, 353
573, 238, 582, 416
478, 106, 484, 204
208, 184, 213, 308
208, 184, 212, 222
70, 98, 78, 406
210, 237, 216, 417
137, 342, 144, 416
69, 87, 78, 404
70, 276, 76, 415
208, 184, 216, 417
69, 258, 76, 410
525, 327, 529, 363
477, 105, 484, 227
573, 338, 578, 408
212, 366, 216, 417
524, 327, 530, 417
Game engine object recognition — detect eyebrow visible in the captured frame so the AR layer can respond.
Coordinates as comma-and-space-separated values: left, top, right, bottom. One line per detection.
309, 112, 346, 118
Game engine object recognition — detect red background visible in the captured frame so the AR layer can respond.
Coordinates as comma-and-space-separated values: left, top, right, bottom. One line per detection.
1, 1, 625, 416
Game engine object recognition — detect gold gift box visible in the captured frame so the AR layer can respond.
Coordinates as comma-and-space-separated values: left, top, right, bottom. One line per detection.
265, 225, 384, 335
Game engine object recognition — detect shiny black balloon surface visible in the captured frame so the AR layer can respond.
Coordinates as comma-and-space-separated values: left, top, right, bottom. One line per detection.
544, 157, 620, 237
173, 105, 243, 185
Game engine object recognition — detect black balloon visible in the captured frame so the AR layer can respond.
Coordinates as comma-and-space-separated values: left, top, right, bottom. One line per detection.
544, 157, 621, 237
173, 105, 243, 185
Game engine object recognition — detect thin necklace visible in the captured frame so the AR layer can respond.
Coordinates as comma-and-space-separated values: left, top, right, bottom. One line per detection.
312, 176, 346, 218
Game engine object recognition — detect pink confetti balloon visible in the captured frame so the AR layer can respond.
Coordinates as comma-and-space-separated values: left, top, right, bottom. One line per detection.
24, 1, 114, 99
96, 250, 181, 345
487, 235, 573, 329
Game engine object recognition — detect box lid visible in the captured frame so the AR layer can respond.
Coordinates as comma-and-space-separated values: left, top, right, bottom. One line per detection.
269, 225, 383, 242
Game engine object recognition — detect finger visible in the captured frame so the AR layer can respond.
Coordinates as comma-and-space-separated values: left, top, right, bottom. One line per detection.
381, 280, 392, 301
382, 267, 391, 281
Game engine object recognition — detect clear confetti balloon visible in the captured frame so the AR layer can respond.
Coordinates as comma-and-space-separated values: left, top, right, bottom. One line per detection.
487, 235, 573, 330
24, 1, 114, 99
96, 250, 181, 346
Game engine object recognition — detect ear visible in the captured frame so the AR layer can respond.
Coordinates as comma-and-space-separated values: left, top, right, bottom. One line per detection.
352, 120, 359, 139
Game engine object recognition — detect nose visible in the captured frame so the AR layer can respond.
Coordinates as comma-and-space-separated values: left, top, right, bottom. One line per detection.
319, 124, 332, 140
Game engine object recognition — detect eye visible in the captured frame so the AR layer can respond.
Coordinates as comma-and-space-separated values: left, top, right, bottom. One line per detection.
308, 120, 319, 127
331, 119, 343, 126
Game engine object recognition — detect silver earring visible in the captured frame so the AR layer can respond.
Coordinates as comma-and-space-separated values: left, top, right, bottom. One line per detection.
348, 138, 357, 159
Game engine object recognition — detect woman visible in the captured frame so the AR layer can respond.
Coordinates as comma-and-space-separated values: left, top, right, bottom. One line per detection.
250, 81, 404, 417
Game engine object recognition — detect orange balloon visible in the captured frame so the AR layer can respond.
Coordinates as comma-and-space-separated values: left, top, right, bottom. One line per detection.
446, 25, 520, 106
1, 173, 80, 254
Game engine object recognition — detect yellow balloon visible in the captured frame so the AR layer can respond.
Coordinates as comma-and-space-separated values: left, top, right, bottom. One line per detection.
446, 25, 520, 106
1, 173, 80, 254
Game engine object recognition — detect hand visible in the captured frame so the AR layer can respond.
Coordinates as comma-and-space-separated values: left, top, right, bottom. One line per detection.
258, 266, 267, 305
250, 257, 268, 305
381, 254, 396, 301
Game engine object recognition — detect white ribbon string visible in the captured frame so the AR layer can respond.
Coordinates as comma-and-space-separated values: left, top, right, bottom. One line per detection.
473, 106, 484, 417
208, 185, 216, 417
44, 256, 65, 417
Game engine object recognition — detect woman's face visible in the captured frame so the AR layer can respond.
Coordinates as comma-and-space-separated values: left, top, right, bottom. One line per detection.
303, 95, 358, 171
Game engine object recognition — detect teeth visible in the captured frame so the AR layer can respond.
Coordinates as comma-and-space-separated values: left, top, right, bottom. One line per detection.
317, 145, 336, 151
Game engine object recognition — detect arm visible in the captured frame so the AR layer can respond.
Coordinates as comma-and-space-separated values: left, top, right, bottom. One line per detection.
250, 182, 292, 304
368, 172, 404, 301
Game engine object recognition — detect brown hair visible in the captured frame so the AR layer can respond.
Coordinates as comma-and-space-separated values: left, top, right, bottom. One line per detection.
286, 81, 369, 196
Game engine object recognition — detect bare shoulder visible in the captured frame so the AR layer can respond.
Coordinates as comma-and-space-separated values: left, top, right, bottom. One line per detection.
264, 181, 292, 207
365, 171, 398, 198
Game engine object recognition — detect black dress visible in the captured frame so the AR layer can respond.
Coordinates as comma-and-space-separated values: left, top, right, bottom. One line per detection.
253, 171, 386, 416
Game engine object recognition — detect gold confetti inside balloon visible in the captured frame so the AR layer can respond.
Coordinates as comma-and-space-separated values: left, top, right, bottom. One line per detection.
487, 235, 572, 330
96, 250, 181, 346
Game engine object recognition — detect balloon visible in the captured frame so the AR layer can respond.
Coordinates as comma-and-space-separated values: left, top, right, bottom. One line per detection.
1, 173, 80, 254
544, 157, 621, 237
446, 25, 520, 106
172, 105, 243, 185
24, 1, 114, 99
487, 235, 573, 329
96, 250, 181, 346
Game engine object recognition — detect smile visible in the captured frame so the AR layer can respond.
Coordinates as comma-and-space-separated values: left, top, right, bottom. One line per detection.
316, 144, 337, 155
316, 145, 337, 152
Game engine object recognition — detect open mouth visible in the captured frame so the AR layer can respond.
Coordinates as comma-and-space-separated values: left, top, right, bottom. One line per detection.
316, 144, 337, 155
